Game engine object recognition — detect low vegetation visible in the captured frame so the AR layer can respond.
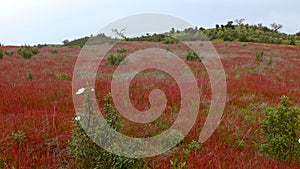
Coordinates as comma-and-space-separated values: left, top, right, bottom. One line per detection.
68, 92, 143, 168
17, 45, 39, 59
186, 51, 202, 62
261, 96, 300, 163
107, 48, 127, 65
0, 49, 3, 59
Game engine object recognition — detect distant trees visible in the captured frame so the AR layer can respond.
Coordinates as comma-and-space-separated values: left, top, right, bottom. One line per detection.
270, 22, 283, 32
234, 18, 245, 26
225, 21, 235, 29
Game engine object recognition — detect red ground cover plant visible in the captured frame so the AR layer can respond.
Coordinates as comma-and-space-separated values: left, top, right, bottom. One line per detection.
0, 42, 299, 168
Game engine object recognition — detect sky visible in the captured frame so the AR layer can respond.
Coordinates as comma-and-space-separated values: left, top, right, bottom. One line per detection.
1, 0, 300, 45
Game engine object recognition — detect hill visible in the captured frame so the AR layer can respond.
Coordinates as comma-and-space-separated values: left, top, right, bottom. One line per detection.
64, 20, 300, 47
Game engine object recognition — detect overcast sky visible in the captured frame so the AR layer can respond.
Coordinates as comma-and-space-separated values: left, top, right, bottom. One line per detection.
1, 0, 299, 45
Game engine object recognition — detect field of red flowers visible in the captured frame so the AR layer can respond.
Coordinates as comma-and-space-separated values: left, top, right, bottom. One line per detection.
0, 41, 299, 168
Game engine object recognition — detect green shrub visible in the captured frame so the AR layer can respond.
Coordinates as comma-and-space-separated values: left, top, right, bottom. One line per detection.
261, 96, 300, 163
28, 71, 34, 80
55, 73, 69, 80
0, 49, 3, 59
107, 48, 127, 65
12, 130, 27, 144
68, 91, 142, 168
267, 56, 273, 65
186, 51, 201, 62
188, 140, 201, 151
4, 50, 13, 56
256, 51, 264, 62
17, 45, 39, 59
51, 49, 58, 54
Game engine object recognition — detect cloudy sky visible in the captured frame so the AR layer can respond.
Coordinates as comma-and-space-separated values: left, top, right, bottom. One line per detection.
1, 0, 299, 45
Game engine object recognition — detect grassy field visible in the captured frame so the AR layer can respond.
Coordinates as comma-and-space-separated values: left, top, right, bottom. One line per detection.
0, 41, 299, 168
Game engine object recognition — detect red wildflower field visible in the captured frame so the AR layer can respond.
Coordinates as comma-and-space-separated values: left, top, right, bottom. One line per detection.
0, 41, 299, 168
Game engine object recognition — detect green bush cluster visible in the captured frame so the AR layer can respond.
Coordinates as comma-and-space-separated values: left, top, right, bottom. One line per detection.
107, 48, 127, 65
186, 51, 201, 62
51, 49, 58, 54
4, 50, 13, 56
126, 34, 179, 44
261, 96, 300, 163
64, 33, 118, 47
170, 21, 299, 45
17, 45, 39, 59
68, 91, 143, 168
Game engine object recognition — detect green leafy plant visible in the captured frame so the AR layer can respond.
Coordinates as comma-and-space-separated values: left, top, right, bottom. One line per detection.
261, 96, 300, 163
186, 51, 201, 62
12, 130, 27, 144
4, 50, 13, 56
256, 51, 264, 62
28, 71, 34, 80
68, 90, 142, 168
0, 49, 3, 59
107, 48, 127, 65
267, 56, 273, 65
51, 49, 58, 54
55, 73, 70, 80
188, 140, 201, 151
17, 45, 39, 59
170, 158, 186, 169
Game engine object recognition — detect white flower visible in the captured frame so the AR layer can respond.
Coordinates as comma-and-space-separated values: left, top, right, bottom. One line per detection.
76, 88, 85, 95
91, 88, 95, 92
298, 139, 300, 144
75, 116, 81, 121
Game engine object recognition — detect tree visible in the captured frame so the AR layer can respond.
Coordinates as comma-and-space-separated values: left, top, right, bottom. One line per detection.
270, 22, 283, 32
112, 28, 128, 40
225, 21, 235, 29
234, 18, 245, 26
170, 28, 175, 34
62, 39, 69, 45
257, 23, 264, 30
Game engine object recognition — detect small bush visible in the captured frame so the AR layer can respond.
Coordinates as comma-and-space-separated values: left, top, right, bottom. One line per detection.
186, 51, 201, 62
188, 140, 201, 151
12, 130, 27, 144
267, 56, 273, 65
256, 51, 264, 62
261, 96, 300, 163
68, 91, 142, 168
51, 49, 58, 54
55, 73, 69, 80
4, 50, 13, 56
107, 48, 127, 65
0, 49, 3, 59
17, 45, 39, 59
28, 71, 34, 80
